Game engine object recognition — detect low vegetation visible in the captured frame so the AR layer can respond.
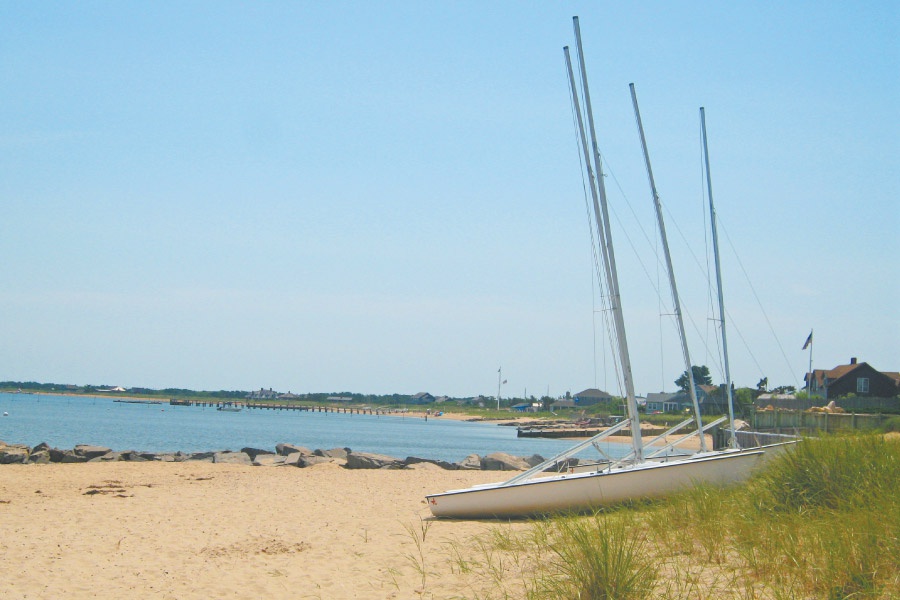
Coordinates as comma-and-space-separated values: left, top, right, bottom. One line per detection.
429, 433, 899, 599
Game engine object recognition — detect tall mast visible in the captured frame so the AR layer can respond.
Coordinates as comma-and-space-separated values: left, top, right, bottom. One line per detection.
571, 16, 642, 461
700, 107, 737, 448
630, 84, 707, 452
564, 47, 635, 457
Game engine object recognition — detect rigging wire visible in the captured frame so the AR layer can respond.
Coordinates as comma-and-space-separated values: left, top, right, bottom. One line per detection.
596, 133, 758, 393
607, 142, 751, 389
717, 219, 800, 389
567, 67, 623, 397
658, 170, 792, 388
602, 154, 698, 390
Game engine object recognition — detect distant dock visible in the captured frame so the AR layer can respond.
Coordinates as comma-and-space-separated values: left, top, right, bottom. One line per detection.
167, 399, 385, 415
113, 399, 164, 405
517, 428, 604, 439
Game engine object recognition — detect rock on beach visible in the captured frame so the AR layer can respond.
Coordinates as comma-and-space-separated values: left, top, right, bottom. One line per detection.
0, 439, 542, 472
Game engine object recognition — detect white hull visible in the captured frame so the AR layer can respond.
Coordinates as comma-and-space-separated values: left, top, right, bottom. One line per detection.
746, 440, 798, 462
426, 449, 765, 519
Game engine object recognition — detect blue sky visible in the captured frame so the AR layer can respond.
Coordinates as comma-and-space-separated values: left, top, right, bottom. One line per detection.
2, 2, 897, 398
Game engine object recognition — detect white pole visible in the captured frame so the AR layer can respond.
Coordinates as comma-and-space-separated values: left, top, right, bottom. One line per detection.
631, 84, 707, 452
571, 16, 643, 462
700, 107, 737, 448
497, 367, 501, 410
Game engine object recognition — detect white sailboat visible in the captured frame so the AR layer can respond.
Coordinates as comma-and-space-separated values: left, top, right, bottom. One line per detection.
426, 17, 767, 519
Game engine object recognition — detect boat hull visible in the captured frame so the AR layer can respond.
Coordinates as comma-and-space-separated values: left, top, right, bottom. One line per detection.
426, 449, 765, 519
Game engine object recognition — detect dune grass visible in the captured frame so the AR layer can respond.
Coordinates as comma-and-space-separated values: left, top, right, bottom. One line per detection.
438, 433, 899, 599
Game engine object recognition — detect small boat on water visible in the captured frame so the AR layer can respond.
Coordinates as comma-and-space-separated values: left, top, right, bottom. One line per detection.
426, 17, 793, 519
217, 403, 242, 412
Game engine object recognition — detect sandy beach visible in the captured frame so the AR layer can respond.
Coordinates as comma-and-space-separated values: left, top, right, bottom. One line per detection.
0, 461, 527, 599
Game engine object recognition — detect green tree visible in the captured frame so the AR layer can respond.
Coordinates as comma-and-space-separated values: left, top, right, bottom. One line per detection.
675, 365, 713, 392
733, 387, 756, 420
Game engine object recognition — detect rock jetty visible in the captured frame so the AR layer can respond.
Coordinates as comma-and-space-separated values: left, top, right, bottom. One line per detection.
0, 439, 552, 471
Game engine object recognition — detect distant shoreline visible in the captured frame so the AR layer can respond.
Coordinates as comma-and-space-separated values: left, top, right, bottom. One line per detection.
2, 390, 709, 450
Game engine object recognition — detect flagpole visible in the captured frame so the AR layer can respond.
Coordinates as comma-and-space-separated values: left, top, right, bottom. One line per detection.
497, 367, 501, 411
808, 329, 814, 394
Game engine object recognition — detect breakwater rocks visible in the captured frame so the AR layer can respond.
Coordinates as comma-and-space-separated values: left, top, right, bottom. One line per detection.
0, 440, 547, 472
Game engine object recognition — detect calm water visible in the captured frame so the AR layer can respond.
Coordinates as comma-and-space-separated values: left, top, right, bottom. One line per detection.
0, 393, 629, 463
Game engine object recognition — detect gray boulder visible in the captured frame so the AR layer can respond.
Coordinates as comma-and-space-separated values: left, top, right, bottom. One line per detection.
314, 447, 349, 459
89, 451, 127, 462
186, 452, 216, 462
297, 455, 334, 468
404, 456, 457, 470
0, 445, 29, 464
252, 454, 286, 467
241, 447, 273, 461
27, 449, 51, 464
344, 451, 405, 470
524, 454, 546, 468
74, 445, 112, 460
276, 443, 312, 456
282, 452, 304, 467
457, 454, 483, 470
60, 450, 88, 463
213, 451, 252, 465
481, 452, 531, 471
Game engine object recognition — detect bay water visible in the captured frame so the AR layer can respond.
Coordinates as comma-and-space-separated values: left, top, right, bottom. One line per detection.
0, 393, 629, 463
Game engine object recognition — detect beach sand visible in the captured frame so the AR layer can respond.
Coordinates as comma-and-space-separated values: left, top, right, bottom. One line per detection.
0, 461, 524, 599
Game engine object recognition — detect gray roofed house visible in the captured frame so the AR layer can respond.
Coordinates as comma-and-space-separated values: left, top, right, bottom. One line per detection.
646, 392, 677, 413
573, 388, 613, 406
551, 399, 576, 409
647, 386, 729, 414
409, 392, 435, 404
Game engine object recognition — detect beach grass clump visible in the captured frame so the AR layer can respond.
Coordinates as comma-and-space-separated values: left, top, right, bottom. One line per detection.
747, 433, 899, 513
440, 433, 899, 599
527, 512, 657, 600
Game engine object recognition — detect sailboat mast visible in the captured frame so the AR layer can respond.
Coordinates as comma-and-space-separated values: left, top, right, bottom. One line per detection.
700, 107, 737, 448
630, 84, 708, 452
572, 16, 643, 461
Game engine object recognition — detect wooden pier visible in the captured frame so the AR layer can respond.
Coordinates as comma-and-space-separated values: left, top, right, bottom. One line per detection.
167, 399, 386, 415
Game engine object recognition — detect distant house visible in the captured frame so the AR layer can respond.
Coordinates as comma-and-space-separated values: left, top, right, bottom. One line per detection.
645, 386, 728, 415
434, 395, 451, 404
408, 392, 435, 405
471, 395, 488, 407
573, 388, 613, 406
511, 402, 540, 413
551, 399, 576, 410
806, 358, 900, 399
327, 396, 353, 402
246, 388, 280, 400
646, 392, 678, 413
